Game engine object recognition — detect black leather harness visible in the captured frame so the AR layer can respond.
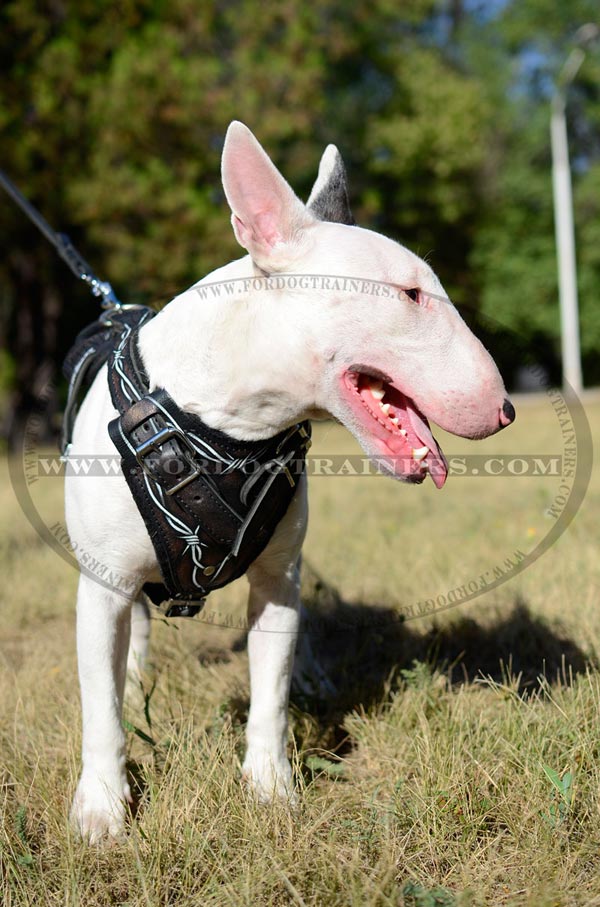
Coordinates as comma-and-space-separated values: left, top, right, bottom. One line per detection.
63, 306, 311, 617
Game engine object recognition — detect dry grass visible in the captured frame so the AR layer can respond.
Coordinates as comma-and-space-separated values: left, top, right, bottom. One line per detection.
2, 393, 600, 906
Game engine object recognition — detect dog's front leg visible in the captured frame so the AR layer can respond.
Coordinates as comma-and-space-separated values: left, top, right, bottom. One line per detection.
70, 574, 134, 842
242, 564, 301, 801
241, 477, 307, 802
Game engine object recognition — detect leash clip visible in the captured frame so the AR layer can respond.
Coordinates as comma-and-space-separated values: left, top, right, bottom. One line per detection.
57, 233, 122, 310
0, 168, 123, 310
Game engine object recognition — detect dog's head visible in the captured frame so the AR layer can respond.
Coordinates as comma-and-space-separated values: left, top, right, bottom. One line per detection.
221, 122, 514, 488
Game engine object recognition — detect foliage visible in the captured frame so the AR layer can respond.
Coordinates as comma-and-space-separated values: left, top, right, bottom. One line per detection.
541, 763, 574, 826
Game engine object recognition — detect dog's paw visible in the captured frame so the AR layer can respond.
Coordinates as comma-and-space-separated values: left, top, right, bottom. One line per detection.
241, 750, 297, 806
70, 772, 131, 844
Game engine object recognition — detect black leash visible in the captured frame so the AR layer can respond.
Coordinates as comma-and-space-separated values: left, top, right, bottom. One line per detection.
0, 167, 122, 309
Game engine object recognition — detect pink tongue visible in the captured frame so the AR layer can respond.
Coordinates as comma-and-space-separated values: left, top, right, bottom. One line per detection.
406, 405, 448, 489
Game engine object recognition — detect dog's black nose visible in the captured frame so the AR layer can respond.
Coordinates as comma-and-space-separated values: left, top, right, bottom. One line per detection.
499, 398, 515, 428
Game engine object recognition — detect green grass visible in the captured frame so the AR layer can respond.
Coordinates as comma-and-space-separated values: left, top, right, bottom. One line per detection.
2, 394, 600, 906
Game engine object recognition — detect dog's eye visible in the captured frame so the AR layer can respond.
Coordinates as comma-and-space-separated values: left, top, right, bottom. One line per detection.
404, 288, 420, 303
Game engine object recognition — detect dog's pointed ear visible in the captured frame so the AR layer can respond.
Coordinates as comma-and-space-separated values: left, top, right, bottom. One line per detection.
221, 121, 315, 270
307, 144, 355, 226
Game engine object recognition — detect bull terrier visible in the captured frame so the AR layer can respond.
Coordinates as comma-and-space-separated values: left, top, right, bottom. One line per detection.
66, 121, 514, 842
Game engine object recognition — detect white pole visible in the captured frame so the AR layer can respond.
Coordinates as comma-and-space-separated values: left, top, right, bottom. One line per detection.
550, 28, 598, 395
550, 83, 583, 394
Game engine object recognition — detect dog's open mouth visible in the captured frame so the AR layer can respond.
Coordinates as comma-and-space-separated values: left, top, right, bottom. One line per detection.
342, 369, 448, 488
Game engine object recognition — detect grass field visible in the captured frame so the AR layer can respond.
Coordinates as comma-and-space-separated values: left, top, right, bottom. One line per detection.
1, 393, 600, 906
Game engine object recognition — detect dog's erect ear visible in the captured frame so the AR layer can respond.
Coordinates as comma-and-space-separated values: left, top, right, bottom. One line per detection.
221, 121, 315, 269
307, 145, 355, 226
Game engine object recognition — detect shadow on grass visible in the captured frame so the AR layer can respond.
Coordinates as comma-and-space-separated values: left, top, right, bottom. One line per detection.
294, 563, 594, 711
125, 564, 596, 803
223, 563, 595, 759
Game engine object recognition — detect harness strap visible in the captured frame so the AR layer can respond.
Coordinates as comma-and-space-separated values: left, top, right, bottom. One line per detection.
63, 306, 311, 618
105, 318, 311, 616
61, 306, 154, 452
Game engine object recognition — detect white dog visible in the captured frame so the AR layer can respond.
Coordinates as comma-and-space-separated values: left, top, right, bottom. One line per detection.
65, 122, 514, 842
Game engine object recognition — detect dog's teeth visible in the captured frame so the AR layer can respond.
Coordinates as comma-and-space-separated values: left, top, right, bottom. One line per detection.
399, 429, 408, 437
370, 382, 385, 400
381, 402, 390, 414
389, 416, 399, 425
412, 446, 429, 461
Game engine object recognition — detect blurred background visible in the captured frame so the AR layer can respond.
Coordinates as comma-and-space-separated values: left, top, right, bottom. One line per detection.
1, 0, 599, 447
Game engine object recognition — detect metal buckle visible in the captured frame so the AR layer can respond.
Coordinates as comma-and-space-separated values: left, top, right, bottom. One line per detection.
135, 425, 202, 495
161, 600, 206, 618
299, 424, 312, 451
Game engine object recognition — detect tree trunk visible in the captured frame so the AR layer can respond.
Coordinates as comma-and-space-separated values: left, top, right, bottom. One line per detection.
2, 249, 61, 452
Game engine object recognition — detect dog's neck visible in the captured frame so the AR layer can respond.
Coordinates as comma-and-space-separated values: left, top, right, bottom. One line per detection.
138, 256, 328, 441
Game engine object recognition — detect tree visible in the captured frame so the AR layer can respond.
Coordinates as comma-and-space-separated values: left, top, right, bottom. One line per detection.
5, 0, 597, 444
0, 0, 163, 446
